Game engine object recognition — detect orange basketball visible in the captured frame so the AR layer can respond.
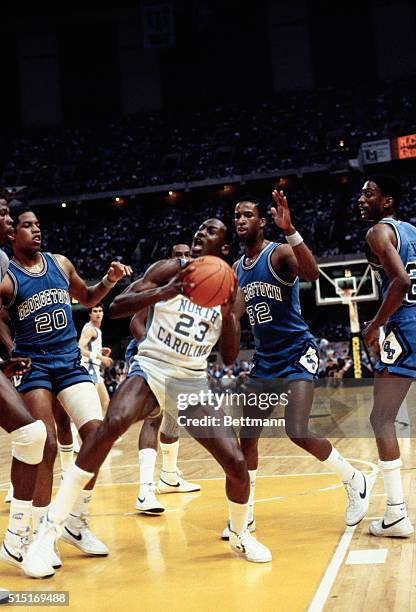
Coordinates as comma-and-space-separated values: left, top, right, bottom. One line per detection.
182, 256, 235, 308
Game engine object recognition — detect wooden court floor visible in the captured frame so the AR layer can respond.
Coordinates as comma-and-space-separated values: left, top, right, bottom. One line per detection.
0, 385, 416, 611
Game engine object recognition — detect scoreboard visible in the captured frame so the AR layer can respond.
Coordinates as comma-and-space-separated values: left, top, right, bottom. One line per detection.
393, 134, 416, 159
362, 134, 416, 164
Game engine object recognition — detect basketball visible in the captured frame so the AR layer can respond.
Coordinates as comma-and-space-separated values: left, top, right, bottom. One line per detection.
182, 256, 235, 307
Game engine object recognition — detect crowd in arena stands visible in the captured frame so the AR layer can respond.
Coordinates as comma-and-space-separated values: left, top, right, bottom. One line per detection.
4, 77, 416, 355
208, 360, 252, 392
103, 359, 252, 396
317, 338, 375, 381
3, 77, 416, 198
21, 171, 416, 284
102, 345, 376, 397
104, 361, 127, 397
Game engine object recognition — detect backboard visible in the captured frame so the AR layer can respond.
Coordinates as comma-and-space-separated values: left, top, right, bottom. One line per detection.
316, 259, 379, 306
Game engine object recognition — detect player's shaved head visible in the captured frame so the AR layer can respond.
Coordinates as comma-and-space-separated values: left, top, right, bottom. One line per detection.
191, 218, 230, 258
205, 218, 228, 241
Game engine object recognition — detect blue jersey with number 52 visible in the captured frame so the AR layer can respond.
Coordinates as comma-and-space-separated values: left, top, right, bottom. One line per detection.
7, 252, 77, 352
369, 218, 416, 322
236, 242, 309, 354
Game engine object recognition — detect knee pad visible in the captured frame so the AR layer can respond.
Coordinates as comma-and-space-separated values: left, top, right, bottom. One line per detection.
11, 420, 47, 465
57, 382, 103, 431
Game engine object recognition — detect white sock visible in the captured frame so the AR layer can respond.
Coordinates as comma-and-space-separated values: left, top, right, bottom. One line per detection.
139, 448, 157, 484
48, 463, 94, 525
248, 470, 257, 523
70, 489, 92, 518
32, 505, 49, 533
228, 499, 249, 536
379, 458, 404, 506
160, 440, 179, 473
59, 443, 74, 473
8, 499, 32, 535
323, 446, 355, 482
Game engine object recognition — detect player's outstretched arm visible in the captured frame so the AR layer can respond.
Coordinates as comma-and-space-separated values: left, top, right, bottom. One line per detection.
362, 224, 411, 347
270, 190, 320, 282
219, 280, 245, 366
109, 259, 191, 319
55, 255, 132, 308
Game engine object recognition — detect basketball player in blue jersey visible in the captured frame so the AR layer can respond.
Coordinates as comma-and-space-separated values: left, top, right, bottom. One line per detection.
0, 200, 48, 577
23, 218, 272, 578
227, 190, 371, 538
359, 175, 415, 537
0, 208, 131, 572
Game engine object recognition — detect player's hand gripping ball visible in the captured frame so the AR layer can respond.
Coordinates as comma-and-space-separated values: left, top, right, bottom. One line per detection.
182, 256, 236, 307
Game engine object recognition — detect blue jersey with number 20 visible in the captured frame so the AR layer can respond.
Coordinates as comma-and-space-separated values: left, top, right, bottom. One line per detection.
7, 252, 77, 352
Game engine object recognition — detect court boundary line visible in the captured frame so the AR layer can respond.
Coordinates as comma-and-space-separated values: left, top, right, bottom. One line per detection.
307, 458, 378, 612
307, 526, 356, 612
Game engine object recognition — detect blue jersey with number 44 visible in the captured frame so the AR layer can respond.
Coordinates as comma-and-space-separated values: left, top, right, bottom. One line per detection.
369, 218, 416, 322
7, 252, 77, 352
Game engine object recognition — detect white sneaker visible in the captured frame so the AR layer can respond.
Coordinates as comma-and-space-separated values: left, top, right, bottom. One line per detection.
369, 503, 414, 538
158, 470, 201, 494
4, 484, 13, 504
229, 528, 272, 563
61, 515, 109, 556
222, 519, 256, 540
135, 484, 165, 514
22, 517, 57, 578
33, 530, 61, 569
344, 470, 372, 526
51, 542, 62, 569
0, 528, 29, 570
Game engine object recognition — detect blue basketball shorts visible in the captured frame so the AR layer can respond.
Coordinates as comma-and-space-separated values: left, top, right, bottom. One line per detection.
13, 344, 94, 394
124, 339, 138, 371
376, 319, 416, 378
249, 333, 319, 382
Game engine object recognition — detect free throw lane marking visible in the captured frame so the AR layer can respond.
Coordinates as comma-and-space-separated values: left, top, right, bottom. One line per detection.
345, 549, 388, 565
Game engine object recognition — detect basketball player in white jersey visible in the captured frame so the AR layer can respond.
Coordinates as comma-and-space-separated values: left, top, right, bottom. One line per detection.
134, 243, 201, 514
23, 219, 272, 578
79, 302, 112, 412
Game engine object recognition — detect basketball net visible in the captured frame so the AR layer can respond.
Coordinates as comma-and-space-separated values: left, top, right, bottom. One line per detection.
339, 287, 353, 305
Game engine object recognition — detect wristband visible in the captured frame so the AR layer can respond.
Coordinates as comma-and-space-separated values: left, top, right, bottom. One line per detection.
102, 274, 116, 288
286, 231, 304, 247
